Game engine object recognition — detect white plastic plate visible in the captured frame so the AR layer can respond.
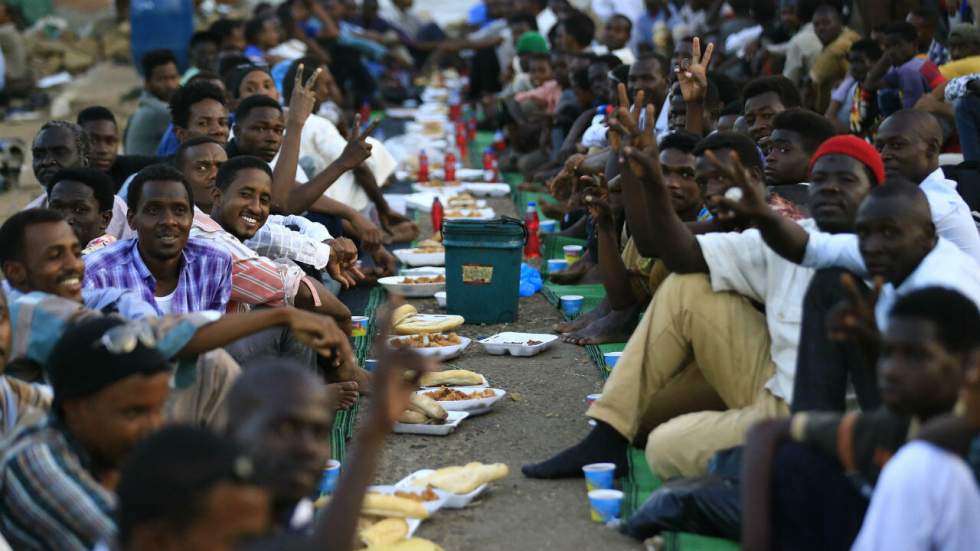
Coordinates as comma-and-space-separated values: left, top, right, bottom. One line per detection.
462, 182, 511, 197
416, 387, 506, 414
412, 182, 465, 194
366, 484, 451, 517
378, 275, 445, 298
395, 469, 487, 509
479, 332, 559, 357
400, 266, 445, 277
393, 410, 470, 436
394, 248, 445, 267
388, 335, 471, 360
455, 168, 487, 181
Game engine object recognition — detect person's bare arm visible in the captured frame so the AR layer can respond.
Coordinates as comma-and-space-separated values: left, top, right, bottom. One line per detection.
177, 307, 355, 369
556, 108, 598, 161
741, 419, 792, 551
307, 0, 340, 40
285, 117, 381, 214
863, 49, 897, 93
310, 304, 436, 551
706, 150, 810, 263
583, 176, 634, 308
676, 37, 714, 137
272, 66, 322, 213
309, 195, 385, 250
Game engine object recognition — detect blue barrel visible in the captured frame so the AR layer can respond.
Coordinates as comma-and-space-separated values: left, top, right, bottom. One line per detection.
129, 0, 194, 74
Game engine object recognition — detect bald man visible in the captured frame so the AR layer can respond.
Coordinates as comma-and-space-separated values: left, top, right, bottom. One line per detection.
225, 361, 335, 532
874, 109, 980, 263
718, 177, 980, 411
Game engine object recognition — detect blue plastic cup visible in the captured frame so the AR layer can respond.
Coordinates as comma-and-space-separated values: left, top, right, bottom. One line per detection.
547, 258, 568, 272
588, 489, 624, 522
540, 219, 557, 233
586, 393, 601, 407
319, 459, 341, 495
363, 359, 378, 372
603, 352, 623, 369
560, 294, 584, 318
582, 462, 616, 492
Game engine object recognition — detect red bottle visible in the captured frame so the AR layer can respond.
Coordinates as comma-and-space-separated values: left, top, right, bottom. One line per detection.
455, 123, 467, 161
418, 150, 429, 183
524, 201, 541, 258
445, 150, 456, 182
482, 148, 494, 182
467, 117, 477, 141
359, 101, 371, 124
431, 197, 444, 233
493, 130, 506, 151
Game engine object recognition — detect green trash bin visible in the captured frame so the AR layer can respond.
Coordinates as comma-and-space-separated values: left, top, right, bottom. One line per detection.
444, 217, 526, 324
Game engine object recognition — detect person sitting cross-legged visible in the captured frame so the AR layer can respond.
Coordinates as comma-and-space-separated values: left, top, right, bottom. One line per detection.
559, 131, 714, 346
523, 125, 883, 481
741, 287, 980, 551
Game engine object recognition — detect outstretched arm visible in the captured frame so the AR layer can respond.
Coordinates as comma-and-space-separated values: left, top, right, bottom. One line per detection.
705, 150, 810, 263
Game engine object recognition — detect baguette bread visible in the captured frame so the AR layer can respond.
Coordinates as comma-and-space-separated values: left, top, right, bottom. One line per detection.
362, 493, 430, 519
408, 393, 448, 421
397, 410, 430, 425
391, 304, 464, 335
360, 517, 409, 547
419, 369, 483, 387
365, 537, 446, 551
410, 462, 509, 495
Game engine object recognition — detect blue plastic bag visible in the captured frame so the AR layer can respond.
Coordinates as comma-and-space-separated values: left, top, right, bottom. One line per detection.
519, 263, 543, 297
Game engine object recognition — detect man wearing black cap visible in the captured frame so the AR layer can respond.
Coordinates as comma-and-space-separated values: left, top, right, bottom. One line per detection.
0, 317, 172, 550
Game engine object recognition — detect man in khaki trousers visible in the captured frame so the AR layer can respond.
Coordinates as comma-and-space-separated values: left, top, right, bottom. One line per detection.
523, 129, 883, 480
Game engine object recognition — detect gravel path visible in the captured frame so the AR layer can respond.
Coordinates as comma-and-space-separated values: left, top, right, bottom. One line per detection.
367, 197, 640, 550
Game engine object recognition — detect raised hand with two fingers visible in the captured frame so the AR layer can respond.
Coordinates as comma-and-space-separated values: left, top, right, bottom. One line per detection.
703, 149, 770, 224
337, 114, 382, 171
675, 37, 714, 104
287, 63, 323, 126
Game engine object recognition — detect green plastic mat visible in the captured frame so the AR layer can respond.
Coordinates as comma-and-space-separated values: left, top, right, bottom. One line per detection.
330, 286, 386, 461
541, 282, 606, 317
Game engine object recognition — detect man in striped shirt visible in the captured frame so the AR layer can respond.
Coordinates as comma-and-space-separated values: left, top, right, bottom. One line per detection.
84, 164, 234, 316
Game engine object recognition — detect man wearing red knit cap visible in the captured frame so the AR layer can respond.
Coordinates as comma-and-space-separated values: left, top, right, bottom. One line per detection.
524, 131, 882, 482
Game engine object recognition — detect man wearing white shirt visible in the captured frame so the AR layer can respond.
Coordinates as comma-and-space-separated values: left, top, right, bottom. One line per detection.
524, 131, 881, 481
717, 166, 980, 412
874, 109, 980, 264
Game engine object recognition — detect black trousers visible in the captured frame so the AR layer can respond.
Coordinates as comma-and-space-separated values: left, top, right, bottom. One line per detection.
791, 268, 881, 413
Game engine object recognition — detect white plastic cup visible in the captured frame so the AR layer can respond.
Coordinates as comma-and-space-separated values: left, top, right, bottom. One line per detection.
563, 245, 584, 264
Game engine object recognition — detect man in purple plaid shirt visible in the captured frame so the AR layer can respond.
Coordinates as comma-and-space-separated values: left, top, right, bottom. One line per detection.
84, 164, 233, 315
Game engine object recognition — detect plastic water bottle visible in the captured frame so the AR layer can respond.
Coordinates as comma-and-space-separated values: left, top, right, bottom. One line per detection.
431, 197, 444, 233
493, 130, 506, 152
418, 150, 429, 183
525, 202, 541, 258
445, 150, 456, 182
130, 0, 194, 73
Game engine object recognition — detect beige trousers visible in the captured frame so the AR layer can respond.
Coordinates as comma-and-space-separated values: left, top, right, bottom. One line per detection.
166, 349, 242, 429
588, 273, 790, 479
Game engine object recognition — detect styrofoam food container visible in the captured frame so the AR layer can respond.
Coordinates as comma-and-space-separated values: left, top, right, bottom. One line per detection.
393, 410, 470, 437
396, 469, 488, 509
479, 332, 559, 357
416, 386, 506, 415
412, 181, 465, 194
462, 182, 510, 197
434, 291, 447, 307
388, 335, 471, 360
455, 168, 487, 181
379, 275, 445, 298
366, 484, 451, 516
400, 266, 445, 277
394, 248, 445, 267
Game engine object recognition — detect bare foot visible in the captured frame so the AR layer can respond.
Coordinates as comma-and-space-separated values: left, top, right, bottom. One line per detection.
335, 363, 373, 395
549, 258, 594, 285
554, 299, 610, 333
563, 305, 640, 346
326, 381, 360, 410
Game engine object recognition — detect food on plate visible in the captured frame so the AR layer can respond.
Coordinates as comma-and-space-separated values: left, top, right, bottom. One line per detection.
391, 304, 465, 334
394, 486, 441, 502
397, 410, 431, 424
365, 537, 446, 551
401, 274, 445, 284
407, 393, 448, 421
447, 193, 477, 208
444, 209, 483, 218
423, 388, 496, 401
410, 462, 510, 495
412, 239, 444, 253
419, 369, 483, 387
391, 332, 462, 348
418, 178, 460, 187
361, 493, 430, 519
527, 339, 542, 345
360, 517, 410, 547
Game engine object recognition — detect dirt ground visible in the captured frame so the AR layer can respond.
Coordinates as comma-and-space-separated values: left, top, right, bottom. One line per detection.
0, 62, 141, 221
367, 197, 641, 550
